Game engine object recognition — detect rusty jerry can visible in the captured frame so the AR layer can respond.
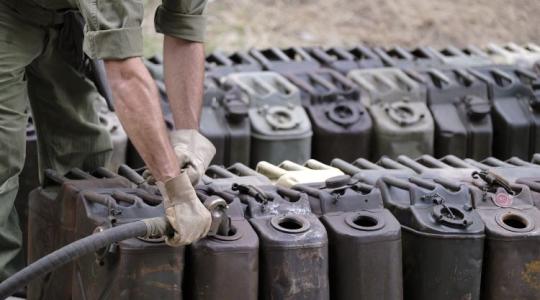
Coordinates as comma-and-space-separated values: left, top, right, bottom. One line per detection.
224, 71, 312, 166
466, 174, 540, 299
407, 68, 493, 159
468, 66, 540, 160
205, 51, 262, 78
200, 77, 251, 166
307, 46, 385, 74
293, 175, 403, 300
348, 68, 434, 160
28, 168, 185, 300
429, 45, 493, 68
372, 46, 444, 69
249, 47, 320, 74
222, 181, 330, 299
287, 69, 372, 162
485, 43, 540, 71
255, 159, 344, 188
377, 176, 485, 300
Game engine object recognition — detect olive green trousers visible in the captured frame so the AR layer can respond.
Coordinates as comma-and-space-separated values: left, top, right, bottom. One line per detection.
0, 1, 112, 281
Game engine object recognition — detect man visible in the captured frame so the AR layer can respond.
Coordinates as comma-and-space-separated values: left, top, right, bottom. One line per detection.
0, 0, 215, 281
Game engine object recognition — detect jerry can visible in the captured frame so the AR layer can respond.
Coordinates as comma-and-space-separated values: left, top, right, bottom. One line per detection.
516, 177, 540, 207
468, 66, 540, 159
222, 183, 329, 300
293, 175, 403, 300
205, 51, 262, 78
27, 169, 134, 300
381, 154, 479, 181
377, 176, 485, 300
224, 72, 312, 165
348, 68, 434, 159
287, 69, 372, 162
95, 99, 128, 170
184, 193, 259, 300
372, 46, 444, 69
430, 45, 493, 67
466, 173, 540, 299
485, 43, 540, 70
407, 68, 492, 159
255, 160, 344, 188
200, 81, 251, 166
71, 189, 185, 300
307, 46, 384, 74
330, 157, 416, 185
249, 47, 320, 74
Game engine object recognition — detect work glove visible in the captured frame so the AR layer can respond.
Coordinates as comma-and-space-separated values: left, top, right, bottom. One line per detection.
170, 129, 216, 185
157, 172, 212, 246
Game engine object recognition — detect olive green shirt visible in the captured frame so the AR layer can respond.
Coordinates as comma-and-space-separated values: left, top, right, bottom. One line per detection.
27, 0, 208, 59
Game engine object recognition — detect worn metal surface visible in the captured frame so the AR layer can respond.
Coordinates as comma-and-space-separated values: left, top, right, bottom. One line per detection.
409, 68, 492, 159
377, 176, 485, 300
348, 68, 434, 160
287, 69, 372, 162
294, 176, 402, 300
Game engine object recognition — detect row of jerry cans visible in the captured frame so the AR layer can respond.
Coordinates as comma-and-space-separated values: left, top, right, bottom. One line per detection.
208, 156, 540, 300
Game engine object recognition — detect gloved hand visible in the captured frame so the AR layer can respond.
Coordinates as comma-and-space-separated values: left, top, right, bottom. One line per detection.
170, 129, 216, 185
157, 172, 212, 246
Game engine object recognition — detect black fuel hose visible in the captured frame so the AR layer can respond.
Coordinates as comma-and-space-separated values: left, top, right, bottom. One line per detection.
0, 217, 170, 299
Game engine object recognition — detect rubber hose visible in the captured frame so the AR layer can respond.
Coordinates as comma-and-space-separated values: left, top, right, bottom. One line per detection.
0, 217, 169, 299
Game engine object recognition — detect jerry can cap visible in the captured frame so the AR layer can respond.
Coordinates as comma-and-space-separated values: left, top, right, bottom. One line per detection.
326, 102, 362, 127
384, 102, 424, 126
464, 95, 491, 120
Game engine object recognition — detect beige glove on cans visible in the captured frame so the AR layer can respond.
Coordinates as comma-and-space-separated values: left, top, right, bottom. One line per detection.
157, 172, 212, 246
170, 129, 216, 185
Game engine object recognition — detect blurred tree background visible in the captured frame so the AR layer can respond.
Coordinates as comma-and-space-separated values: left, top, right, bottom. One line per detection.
143, 0, 540, 56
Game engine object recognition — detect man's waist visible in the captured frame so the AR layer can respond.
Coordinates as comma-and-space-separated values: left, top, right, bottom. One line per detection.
2, 0, 75, 26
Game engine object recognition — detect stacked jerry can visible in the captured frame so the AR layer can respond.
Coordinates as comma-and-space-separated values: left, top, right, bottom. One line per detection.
407, 68, 493, 159
199, 77, 251, 166
224, 72, 312, 166
428, 46, 493, 67
286, 69, 372, 162
348, 68, 434, 159
27, 168, 186, 300
255, 159, 344, 187
249, 47, 321, 74
307, 46, 385, 74
485, 43, 540, 70
377, 176, 485, 300
205, 51, 262, 78
468, 66, 540, 159
371, 47, 444, 69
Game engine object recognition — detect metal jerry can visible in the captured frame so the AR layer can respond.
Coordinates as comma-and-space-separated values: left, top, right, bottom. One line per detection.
249, 47, 320, 74
224, 71, 313, 166
468, 66, 540, 160
255, 160, 344, 188
348, 68, 434, 160
372, 46, 444, 69
429, 45, 493, 68
408, 68, 492, 159
468, 173, 540, 299
27, 169, 133, 300
287, 69, 372, 162
307, 46, 384, 74
210, 180, 329, 300
391, 154, 479, 180
71, 188, 184, 300
200, 79, 251, 166
377, 176, 485, 300
485, 43, 540, 71
293, 175, 403, 300
205, 51, 262, 78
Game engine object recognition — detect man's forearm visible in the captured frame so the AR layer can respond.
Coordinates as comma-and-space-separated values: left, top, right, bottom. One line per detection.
104, 58, 179, 182
163, 36, 206, 129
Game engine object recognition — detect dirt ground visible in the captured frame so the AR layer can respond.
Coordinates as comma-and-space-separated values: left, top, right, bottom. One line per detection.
143, 0, 540, 56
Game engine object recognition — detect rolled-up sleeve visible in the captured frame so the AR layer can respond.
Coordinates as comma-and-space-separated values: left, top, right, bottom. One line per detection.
78, 0, 144, 59
154, 0, 208, 43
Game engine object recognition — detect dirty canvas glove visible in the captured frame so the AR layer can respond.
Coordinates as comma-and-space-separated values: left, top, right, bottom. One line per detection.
170, 129, 216, 185
157, 172, 212, 246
